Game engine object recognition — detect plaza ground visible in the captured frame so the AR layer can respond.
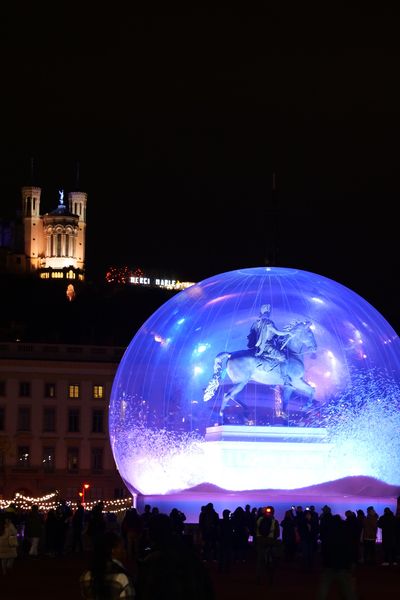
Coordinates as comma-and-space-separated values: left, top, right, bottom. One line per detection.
2, 543, 399, 600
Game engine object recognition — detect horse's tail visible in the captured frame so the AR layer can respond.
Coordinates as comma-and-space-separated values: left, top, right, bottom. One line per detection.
203, 351, 231, 402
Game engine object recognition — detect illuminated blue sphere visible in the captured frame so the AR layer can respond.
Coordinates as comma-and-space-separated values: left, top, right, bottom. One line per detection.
109, 267, 400, 495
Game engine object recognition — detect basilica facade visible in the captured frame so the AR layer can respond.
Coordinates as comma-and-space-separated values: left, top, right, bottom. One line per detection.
0, 185, 87, 281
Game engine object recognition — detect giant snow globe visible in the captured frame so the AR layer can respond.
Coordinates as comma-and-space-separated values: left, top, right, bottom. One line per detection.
109, 267, 400, 494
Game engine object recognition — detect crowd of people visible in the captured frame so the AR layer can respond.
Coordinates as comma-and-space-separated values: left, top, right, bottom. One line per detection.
0, 497, 400, 599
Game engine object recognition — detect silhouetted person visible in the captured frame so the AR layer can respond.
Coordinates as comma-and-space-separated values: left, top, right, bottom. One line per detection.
72, 503, 85, 553
297, 509, 319, 570
395, 496, 400, 561
280, 509, 297, 561
218, 509, 234, 573
169, 508, 186, 536
24, 504, 44, 557
363, 506, 378, 565
87, 502, 107, 552
378, 507, 398, 566
137, 513, 215, 599
255, 505, 280, 582
344, 510, 360, 567
316, 515, 358, 600
44, 508, 58, 557
319, 504, 333, 563
199, 503, 219, 562
0, 514, 18, 575
231, 506, 249, 562
80, 530, 135, 599
356, 509, 366, 563
121, 508, 143, 562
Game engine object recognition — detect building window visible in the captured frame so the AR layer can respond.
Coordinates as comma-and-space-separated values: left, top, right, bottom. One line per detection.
43, 408, 56, 432
0, 406, 4, 431
68, 409, 80, 433
42, 446, 55, 472
67, 447, 79, 472
19, 381, 31, 397
91, 447, 103, 472
17, 407, 31, 431
92, 410, 104, 433
17, 446, 30, 468
68, 384, 80, 399
92, 385, 104, 399
0, 381, 5, 396
44, 383, 56, 398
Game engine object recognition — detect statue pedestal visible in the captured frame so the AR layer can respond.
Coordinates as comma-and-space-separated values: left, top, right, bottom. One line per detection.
203, 425, 333, 491
205, 425, 328, 443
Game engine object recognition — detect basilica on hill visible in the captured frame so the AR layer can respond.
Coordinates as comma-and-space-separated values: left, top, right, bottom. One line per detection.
0, 184, 87, 282
0, 180, 132, 502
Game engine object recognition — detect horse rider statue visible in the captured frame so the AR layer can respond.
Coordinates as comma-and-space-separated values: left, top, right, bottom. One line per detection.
247, 304, 294, 385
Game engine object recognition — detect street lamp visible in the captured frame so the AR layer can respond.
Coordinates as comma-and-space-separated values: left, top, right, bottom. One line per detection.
80, 482, 90, 507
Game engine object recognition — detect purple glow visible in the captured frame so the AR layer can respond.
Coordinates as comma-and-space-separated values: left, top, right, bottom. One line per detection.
109, 267, 400, 496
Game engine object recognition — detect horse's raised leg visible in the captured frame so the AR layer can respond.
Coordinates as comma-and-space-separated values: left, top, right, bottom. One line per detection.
219, 379, 251, 424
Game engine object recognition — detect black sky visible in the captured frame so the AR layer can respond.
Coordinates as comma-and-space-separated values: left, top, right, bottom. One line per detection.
1, 10, 400, 331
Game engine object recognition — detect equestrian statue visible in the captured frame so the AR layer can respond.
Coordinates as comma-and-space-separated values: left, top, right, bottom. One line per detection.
203, 305, 317, 423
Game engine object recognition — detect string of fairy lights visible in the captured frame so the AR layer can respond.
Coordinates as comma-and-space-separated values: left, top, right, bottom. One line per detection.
0, 491, 134, 514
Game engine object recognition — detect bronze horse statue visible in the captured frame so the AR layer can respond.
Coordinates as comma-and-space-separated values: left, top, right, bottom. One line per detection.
203, 320, 317, 422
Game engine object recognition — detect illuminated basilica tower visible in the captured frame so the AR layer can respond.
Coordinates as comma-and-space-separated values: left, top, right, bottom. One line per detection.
21, 185, 87, 281
21, 185, 43, 270
68, 191, 87, 272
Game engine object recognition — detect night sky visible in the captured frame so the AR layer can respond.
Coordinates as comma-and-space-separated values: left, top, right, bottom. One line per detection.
1, 11, 400, 332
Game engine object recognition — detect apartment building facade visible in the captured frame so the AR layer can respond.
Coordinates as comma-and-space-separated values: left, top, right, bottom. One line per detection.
0, 342, 129, 502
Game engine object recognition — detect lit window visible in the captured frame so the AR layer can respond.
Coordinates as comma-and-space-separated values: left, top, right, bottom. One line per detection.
93, 385, 104, 399
68, 384, 80, 399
